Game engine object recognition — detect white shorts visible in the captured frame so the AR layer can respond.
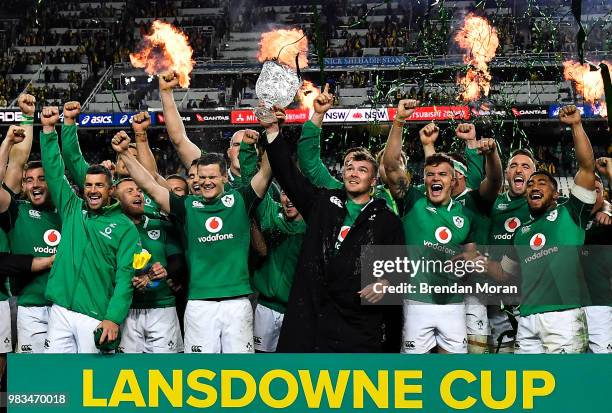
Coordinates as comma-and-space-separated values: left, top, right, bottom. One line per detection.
487, 305, 517, 349
254, 304, 284, 352
401, 300, 467, 354
120, 307, 184, 353
16, 306, 49, 353
465, 295, 490, 335
515, 308, 588, 354
584, 306, 612, 354
45, 304, 103, 354
184, 298, 253, 354
0, 300, 11, 353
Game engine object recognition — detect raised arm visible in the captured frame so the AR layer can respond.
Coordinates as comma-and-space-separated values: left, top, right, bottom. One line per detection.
238, 129, 261, 186
476, 138, 503, 202
383, 99, 419, 199
159, 72, 201, 168
559, 105, 595, 190
0, 126, 26, 212
455, 123, 485, 190
61, 101, 90, 187
131, 111, 159, 177
297, 84, 342, 189
40, 107, 81, 217
4, 94, 35, 194
111, 131, 171, 213
240, 129, 271, 199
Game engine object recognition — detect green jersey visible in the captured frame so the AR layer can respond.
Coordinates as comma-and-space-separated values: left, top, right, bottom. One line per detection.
511, 187, 595, 316
581, 219, 612, 306
132, 216, 183, 309
335, 198, 372, 251
399, 186, 477, 304
488, 191, 531, 261
41, 129, 141, 324
297, 120, 397, 213
0, 199, 61, 306
454, 188, 493, 246
169, 187, 260, 300
251, 194, 306, 313
0, 228, 10, 300
60, 123, 160, 218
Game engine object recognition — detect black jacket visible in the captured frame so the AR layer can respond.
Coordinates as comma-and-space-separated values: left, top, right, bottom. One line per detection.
266, 133, 405, 352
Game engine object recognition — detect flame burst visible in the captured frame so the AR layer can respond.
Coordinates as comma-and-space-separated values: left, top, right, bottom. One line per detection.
563, 60, 609, 117
454, 14, 498, 101
298, 81, 320, 110
257, 29, 309, 69
130, 20, 195, 88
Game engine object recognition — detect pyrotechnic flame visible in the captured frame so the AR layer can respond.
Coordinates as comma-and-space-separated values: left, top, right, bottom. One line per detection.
130, 20, 195, 88
257, 29, 309, 69
454, 14, 498, 101
298, 80, 320, 110
563, 60, 609, 117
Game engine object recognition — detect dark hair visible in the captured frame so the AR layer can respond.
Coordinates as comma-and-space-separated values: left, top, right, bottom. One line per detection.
424, 153, 455, 171
349, 150, 378, 178
196, 153, 227, 175
446, 152, 468, 167
86, 164, 113, 186
527, 170, 558, 191
24, 160, 43, 172
509, 148, 536, 165
166, 174, 188, 185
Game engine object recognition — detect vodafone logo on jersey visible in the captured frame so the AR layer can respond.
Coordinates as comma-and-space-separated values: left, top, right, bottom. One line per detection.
434, 227, 452, 244
205, 217, 223, 233
504, 217, 521, 233
337, 225, 351, 242
530, 233, 546, 251
43, 229, 61, 247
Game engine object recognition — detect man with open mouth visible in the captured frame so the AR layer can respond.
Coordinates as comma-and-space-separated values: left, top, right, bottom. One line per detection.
39, 106, 141, 353
490, 105, 597, 353
384, 99, 484, 354
0, 94, 61, 355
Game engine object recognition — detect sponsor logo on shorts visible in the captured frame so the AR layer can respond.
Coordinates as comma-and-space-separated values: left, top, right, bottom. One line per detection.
246, 342, 253, 352
529, 233, 546, 251
191, 345, 202, 353
168, 340, 175, 350
504, 217, 521, 233
205, 216, 223, 233
3, 337, 10, 344
404, 341, 415, 350
44, 339, 50, 349
254, 336, 262, 345
20, 344, 32, 352
434, 226, 452, 244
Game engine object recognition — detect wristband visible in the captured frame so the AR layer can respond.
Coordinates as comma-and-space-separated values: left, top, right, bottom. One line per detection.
134, 131, 147, 136
20, 114, 34, 126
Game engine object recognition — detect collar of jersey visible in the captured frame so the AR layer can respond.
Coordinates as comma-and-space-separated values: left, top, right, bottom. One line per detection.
86, 201, 122, 217
426, 197, 454, 211
454, 187, 471, 200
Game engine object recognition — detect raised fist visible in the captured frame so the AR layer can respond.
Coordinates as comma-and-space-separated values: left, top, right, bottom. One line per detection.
17, 94, 36, 117
131, 111, 151, 133
455, 123, 476, 141
596, 157, 612, 180
558, 105, 582, 126
101, 160, 117, 175
63, 101, 81, 121
111, 131, 131, 153
159, 71, 180, 91
477, 138, 497, 155
41, 107, 60, 128
5, 125, 26, 145
419, 122, 439, 146
313, 83, 334, 114
242, 129, 260, 145
395, 99, 418, 121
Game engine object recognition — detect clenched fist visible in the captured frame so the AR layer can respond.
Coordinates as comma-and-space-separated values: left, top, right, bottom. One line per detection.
132, 111, 151, 133
455, 123, 476, 141
419, 122, 439, 146
242, 129, 260, 145
4, 125, 26, 145
558, 105, 582, 126
395, 99, 419, 121
63, 101, 81, 125
17, 94, 36, 117
477, 138, 497, 155
111, 131, 131, 153
159, 71, 180, 91
41, 107, 60, 130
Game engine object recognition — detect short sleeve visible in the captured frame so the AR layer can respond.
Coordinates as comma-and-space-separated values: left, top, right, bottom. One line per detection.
564, 185, 597, 229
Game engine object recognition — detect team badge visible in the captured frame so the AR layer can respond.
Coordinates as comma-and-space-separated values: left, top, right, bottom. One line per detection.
221, 194, 235, 208
434, 227, 452, 244
147, 230, 160, 240
504, 217, 521, 233
452, 216, 464, 228
192, 200, 204, 208
546, 210, 558, 222
529, 233, 546, 251
497, 203, 508, 210
330, 196, 343, 208
205, 216, 223, 233
43, 229, 61, 247
521, 225, 531, 234
337, 225, 351, 242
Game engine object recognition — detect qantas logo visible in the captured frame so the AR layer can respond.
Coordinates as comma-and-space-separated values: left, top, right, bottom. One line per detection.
205, 217, 223, 233
337, 225, 351, 242
504, 217, 521, 233
529, 233, 546, 251
434, 227, 452, 244
43, 229, 61, 246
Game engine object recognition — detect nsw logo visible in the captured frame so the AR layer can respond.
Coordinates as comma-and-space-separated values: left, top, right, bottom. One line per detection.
205, 217, 223, 233
434, 227, 452, 244
221, 194, 234, 208
43, 229, 61, 247
529, 233, 546, 251
337, 225, 351, 242
504, 217, 521, 233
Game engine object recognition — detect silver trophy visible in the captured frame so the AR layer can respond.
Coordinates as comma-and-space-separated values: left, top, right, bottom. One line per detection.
254, 60, 302, 123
